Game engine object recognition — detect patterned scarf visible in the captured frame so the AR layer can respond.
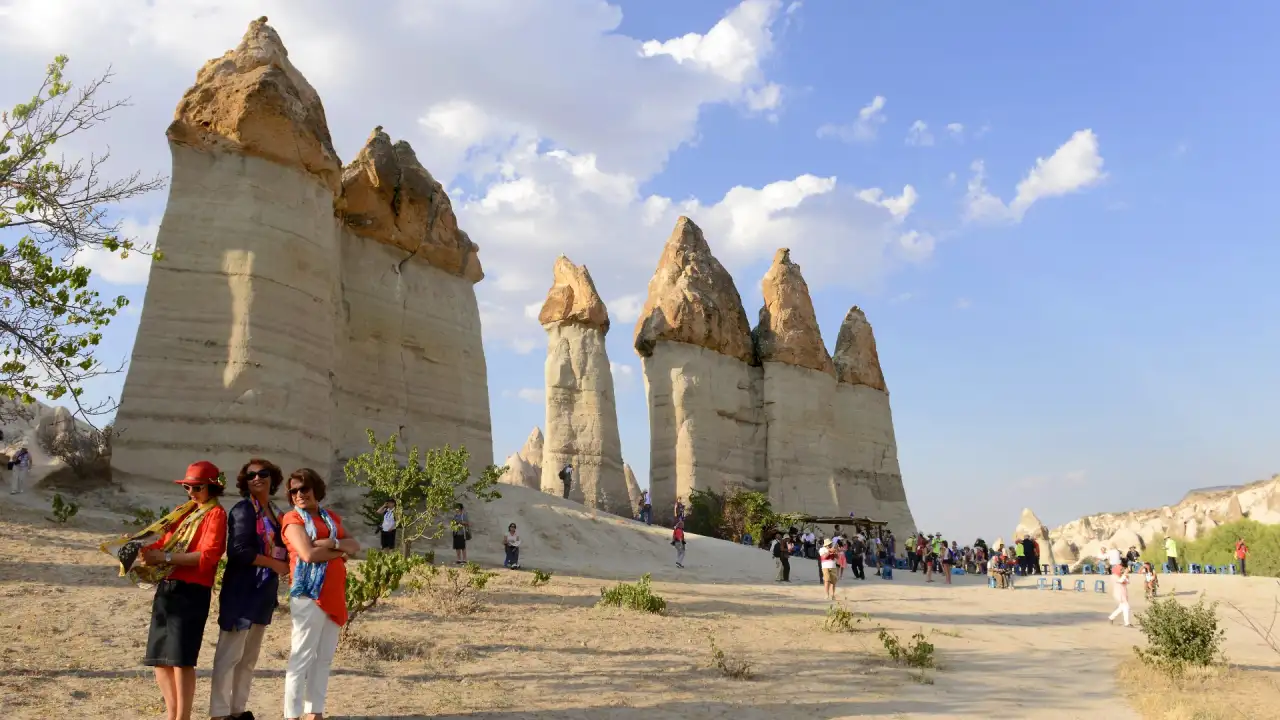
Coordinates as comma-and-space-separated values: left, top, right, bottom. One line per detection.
252, 497, 282, 588
100, 498, 220, 587
289, 507, 337, 601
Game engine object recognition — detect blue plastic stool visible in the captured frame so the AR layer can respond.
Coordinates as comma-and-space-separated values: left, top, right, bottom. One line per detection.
1130, 562, 1142, 572
1051, 578, 1062, 590
1037, 577, 1048, 590
882, 566, 893, 580
952, 567, 964, 576
1057, 564, 1070, 575
1190, 563, 1202, 574
1205, 565, 1216, 574
1095, 562, 1106, 575
988, 576, 997, 588
1073, 579, 1085, 592
1228, 564, 1237, 575
1083, 564, 1093, 575
1094, 580, 1106, 593
1162, 562, 1170, 573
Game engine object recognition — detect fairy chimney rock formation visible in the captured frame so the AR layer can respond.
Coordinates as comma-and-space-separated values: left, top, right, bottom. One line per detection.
499, 427, 544, 490
755, 249, 835, 376
624, 463, 643, 513
634, 216, 755, 364
635, 217, 767, 524
167, 17, 341, 194
538, 257, 629, 515
113, 18, 493, 486
833, 307, 888, 392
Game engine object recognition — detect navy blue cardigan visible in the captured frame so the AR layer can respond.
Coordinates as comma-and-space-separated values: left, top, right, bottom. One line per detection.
217, 498, 282, 631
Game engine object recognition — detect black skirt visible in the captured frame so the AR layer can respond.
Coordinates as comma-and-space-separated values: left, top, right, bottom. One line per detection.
453, 533, 466, 550
143, 579, 212, 668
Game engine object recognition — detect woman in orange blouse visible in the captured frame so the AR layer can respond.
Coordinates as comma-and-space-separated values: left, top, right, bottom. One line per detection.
137, 461, 228, 720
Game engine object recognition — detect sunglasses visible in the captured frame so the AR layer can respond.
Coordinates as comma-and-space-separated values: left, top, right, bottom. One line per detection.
288, 485, 313, 496
248, 469, 273, 480
184, 484, 206, 492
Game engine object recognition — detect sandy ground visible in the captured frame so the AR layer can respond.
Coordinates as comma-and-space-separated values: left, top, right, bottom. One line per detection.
2, 480, 1280, 719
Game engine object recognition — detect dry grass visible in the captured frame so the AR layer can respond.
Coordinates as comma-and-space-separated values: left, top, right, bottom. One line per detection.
1117, 657, 1280, 719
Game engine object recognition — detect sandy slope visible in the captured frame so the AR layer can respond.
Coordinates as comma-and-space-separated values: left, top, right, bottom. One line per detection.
2, 481, 1279, 719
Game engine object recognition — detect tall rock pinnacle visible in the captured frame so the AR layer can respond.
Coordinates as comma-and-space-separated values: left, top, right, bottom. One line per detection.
633, 217, 755, 364
340, 127, 483, 282
538, 256, 610, 333
832, 306, 888, 392
167, 17, 341, 193
754, 248, 835, 376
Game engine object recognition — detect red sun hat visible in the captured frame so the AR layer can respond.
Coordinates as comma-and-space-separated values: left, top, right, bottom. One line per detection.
175, 460, 223, 486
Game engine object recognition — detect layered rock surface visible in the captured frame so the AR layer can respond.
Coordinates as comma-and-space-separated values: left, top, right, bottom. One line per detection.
624, 463, 643, 513
113, 18, 493, 485
1047, 474, 1280, 569
634, 218, 916, 533
499, 427, 544, 490
539, 257, 629, 515
635, 218, 766, 524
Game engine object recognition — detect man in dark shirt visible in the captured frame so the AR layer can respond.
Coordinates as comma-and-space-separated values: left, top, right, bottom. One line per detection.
558, 464, 573, 499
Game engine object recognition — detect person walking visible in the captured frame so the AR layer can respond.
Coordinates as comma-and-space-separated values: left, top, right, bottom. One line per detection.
672, 520, 687, 568
1108, 565, 1134, 627
452, 503, 470, 564
1164, 536, 1180, 573
137, 461, 229, 720
379, 499, 397, 551
210, 459, 287, 720
770, 532, 791, 582
1235, 537, 1249, 576
9, 446, 30, 494
819, 538, 840, 601
503, 523, 522, 569
849, 534, 866, 581
280, 468, 360, 720
941, 540, 956, 585
639, 489, 652, 525
558, 464, 573, 500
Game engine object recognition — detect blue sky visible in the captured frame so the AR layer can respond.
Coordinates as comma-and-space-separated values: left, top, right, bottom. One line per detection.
1, 0, 1277, 542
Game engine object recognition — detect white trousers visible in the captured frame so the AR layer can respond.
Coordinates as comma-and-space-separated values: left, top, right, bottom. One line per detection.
1109, 585, 1132, 625
676, 544, 686, 565
209, 624, 266, 716
9, 466, 26, 493
283, 597, 340, 719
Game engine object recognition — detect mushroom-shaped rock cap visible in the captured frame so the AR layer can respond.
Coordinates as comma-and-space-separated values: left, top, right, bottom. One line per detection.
633, 217, 755, 364
832, 306, 887, 391
1013, 508, 1049, 541
168, 17, 341, 193
754, 248, 835, 376
538, 256, 610, 333
340, 127, 483, 282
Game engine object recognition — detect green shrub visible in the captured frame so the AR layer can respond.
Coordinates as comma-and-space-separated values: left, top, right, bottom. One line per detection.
1134, 594, 1225, 674
344, 549, 429, 632
1142, 520, 1280, 577
598, 573, 667, 614
879, 627, 935, 668
47, 493, 78, 524
412, 566, 483, 615
530, 569, 553, 587
708, 636, 753, 679
123, 505, 171, 528
824, 602, 867, 633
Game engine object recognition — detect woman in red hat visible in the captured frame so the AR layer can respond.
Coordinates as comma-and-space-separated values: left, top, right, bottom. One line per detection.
137, 460, 229, 720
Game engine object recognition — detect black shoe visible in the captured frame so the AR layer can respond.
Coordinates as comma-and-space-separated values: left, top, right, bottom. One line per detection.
232, 712, 256, 720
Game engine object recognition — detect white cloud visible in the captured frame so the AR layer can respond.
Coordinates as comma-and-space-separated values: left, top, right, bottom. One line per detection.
855, 185, 917, 221
897, 231, 934, 263
954, 297, 972, 310
1014, 469, 1087, 491
905, 120, 934, 147
514, 388, 544, 404
608, 293, 645, 324
73, 216, 158, 286
946, 171, 957, 186
946, 122, 964, 139
817, 95, 886, 144
964, 130, 1105, 224
610, 361, 635, 386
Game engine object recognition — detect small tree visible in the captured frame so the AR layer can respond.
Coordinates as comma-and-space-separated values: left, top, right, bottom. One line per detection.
342, 429, 504, 556
37, 418, 113, 479
1, 56, 165, 422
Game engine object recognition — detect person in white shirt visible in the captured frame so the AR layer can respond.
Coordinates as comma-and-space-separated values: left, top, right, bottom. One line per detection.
639, 489, 652, 524
379, 499, 397, 550
9, 447, 30, 495
819, 539, 840, 601
1100, 545, 1122, 576
503, 523, 522, 569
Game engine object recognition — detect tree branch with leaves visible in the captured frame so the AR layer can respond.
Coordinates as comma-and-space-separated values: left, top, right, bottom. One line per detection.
343, 429, 506, 556
0, 55, 165, 423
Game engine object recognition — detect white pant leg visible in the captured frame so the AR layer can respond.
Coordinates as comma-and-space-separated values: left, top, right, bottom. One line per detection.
231, 623, 266, 714
676, 544, 686, 564
209, 628, 250, 717
284, 598, 329, 719
303, 609, 341, 715
7, 468, 16, 494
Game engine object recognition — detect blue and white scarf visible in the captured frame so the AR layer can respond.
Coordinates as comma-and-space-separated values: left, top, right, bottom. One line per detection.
289, 507, 338, 601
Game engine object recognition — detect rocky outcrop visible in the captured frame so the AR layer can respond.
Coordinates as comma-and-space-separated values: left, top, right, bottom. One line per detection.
634, 219, 917, 534
1013, 508, 1056, 567
828, 307, 916, 535
499, 427, 543, 490
112, 18, 493, 486
624, 463, 643, 514
1048, 474, 1280, 569
635, 218, 767, 524
538, 257, 629, 515
755, 249, 839, 516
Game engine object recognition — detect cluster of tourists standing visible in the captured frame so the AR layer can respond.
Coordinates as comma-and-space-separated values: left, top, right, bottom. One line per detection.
109, 459, 359, 720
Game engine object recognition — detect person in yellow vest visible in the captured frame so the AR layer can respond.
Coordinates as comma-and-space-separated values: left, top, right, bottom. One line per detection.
1164, 536, 1180, 573
1013, 537, 1026, 575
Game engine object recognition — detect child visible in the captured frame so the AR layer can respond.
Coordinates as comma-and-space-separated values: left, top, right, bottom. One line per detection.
672, 521, 686, 568
1142, 561, 1158, 599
